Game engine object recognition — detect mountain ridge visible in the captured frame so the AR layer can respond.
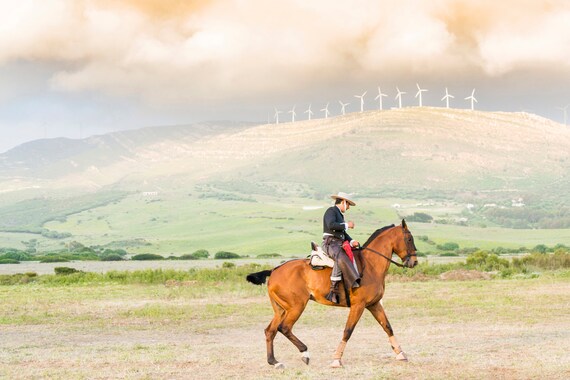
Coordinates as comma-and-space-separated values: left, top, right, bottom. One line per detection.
0, 108, 568, 199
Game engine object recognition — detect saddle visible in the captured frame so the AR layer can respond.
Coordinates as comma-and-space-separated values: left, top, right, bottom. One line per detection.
308, 241, 334, 270
308, 241, 363, 307
308, 241, 361, 273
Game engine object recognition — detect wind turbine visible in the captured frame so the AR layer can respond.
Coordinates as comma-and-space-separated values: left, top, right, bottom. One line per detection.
415, 83, 428, 107
304, 104, 314, 120
374, 86, 388, 110
465, 89, 477, 110
354, 91, 367, 112
395, 87, 406, 109
274, 108, 282, 124
441, 88, 454, 109
288, 106, 296, 123
320, 103, 330, 119
339, 100, 350, 115
556, 104, 569, 125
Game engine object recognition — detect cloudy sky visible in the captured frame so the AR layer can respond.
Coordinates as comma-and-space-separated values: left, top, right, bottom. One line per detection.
1, 0, 569, 152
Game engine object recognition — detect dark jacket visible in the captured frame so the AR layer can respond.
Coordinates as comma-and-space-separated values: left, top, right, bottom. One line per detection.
323, 206, 352, 241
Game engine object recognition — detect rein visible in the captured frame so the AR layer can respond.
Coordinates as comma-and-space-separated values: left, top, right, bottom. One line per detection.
359, 246, 407, 268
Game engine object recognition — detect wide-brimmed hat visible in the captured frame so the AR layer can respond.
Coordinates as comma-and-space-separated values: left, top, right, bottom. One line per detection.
330, 192, 356, 206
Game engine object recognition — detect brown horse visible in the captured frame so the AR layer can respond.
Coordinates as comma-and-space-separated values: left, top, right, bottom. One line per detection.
246, 219, 418, 368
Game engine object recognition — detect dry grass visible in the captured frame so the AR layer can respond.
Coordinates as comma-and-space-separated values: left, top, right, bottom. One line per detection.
1, 274, 569, 379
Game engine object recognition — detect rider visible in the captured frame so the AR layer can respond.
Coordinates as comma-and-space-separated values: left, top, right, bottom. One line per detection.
322, 192, 361, 304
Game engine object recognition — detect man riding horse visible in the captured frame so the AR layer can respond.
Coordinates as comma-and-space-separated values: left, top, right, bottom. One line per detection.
323, 192, 361, 304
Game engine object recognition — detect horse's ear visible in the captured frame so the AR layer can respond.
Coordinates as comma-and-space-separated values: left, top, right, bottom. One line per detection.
401, 219, 408, 229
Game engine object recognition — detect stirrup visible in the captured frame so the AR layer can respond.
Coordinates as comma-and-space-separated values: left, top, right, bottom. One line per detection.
325, 290, 340, 304
352, 278, 361, 289
326, 281, 340, 304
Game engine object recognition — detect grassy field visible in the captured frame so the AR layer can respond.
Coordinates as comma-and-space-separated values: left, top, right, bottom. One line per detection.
1, 266, 569, 379
8, 193, 567, 258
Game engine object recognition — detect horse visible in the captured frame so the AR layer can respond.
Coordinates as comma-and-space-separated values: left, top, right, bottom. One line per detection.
246, 219, 418, 368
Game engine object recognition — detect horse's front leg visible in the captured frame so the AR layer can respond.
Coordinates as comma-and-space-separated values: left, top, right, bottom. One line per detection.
331, 302, 366, 368
367, 301, 408, 361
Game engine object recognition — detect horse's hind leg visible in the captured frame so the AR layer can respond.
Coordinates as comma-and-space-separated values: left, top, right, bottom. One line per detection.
265, 298, 285, 367
277, 299, 310, 365
367, 301, 408, 361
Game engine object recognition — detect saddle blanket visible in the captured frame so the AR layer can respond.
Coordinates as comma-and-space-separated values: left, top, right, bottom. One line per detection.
309, 245, 334, 268
309, 242, 359, 273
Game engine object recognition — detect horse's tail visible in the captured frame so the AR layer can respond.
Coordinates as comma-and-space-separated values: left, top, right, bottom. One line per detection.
246, 270, 273, 285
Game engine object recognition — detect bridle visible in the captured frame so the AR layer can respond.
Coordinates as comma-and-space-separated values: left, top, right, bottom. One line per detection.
359, 228, 417, 268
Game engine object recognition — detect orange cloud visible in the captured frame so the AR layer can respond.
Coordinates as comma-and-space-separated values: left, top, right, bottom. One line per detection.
1, 0, 569, 106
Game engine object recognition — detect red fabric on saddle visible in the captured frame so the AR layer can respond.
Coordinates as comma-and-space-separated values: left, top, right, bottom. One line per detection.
342, 240, 354, 262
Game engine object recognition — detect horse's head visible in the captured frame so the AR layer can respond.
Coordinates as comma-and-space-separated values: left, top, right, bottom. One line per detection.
394, 219, 418, 268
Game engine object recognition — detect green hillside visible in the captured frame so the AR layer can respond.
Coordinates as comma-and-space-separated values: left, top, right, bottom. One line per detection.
0, 108, 569, 255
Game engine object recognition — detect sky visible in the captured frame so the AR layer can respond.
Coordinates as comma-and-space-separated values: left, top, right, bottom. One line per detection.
1, 0, 570, 153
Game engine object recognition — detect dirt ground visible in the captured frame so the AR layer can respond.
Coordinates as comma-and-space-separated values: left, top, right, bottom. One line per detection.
1, 276, 569, 379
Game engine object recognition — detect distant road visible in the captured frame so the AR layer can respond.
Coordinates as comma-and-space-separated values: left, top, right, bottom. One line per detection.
0, 255, 481, 275
0, 258, 288, 275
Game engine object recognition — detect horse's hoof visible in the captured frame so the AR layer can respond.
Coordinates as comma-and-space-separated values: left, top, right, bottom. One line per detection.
330, 359, 343, 368
302, 351, 310, 365
274, 362, 285, 369
395, 352, 408, 361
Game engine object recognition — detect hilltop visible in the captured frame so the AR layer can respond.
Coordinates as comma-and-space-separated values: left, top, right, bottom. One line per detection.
1, 107, 567, 199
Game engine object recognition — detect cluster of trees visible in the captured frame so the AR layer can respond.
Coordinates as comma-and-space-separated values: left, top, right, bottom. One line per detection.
131, 250, 243, 261
0, 242, 128, 264
0, 243, 254, 264
414, 235, 568, 257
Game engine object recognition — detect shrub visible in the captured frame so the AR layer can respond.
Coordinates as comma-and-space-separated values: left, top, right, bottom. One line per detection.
41, 230, 72, 239
437, 242, 460, 251
492, 246, 508, 255
191, 249, 210, 259
39, 256, 69, 263
131, 253, 165, 261
0, 258, 19, 264
0, 250, 34, 261
513, 251, 570, 270
257, 253, 283, 258
101, 254, 124, 261
0, 273, 38, 285
54, 267, 81, 275
532, 244, 548, 254
178, 254, 198, 260
456, 247, 480, 255
406, 212, 433, 223
222, 262, 236, 268
102, 248, 127, 257
214, 251, 241, 259
466, 251, 510, 271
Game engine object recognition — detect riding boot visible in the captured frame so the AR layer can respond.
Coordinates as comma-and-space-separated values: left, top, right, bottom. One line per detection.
325, 281, 340, 304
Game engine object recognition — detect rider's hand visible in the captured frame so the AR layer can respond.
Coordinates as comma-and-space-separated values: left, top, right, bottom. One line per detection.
351, 240, 359, 248
347, 221, 355, 229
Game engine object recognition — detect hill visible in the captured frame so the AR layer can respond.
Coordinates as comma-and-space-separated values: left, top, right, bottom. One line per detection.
0, 108, 569, 254
1, 108, 568, 195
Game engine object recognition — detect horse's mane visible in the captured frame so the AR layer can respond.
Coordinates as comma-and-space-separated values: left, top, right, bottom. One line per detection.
361, 224, 396, 248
